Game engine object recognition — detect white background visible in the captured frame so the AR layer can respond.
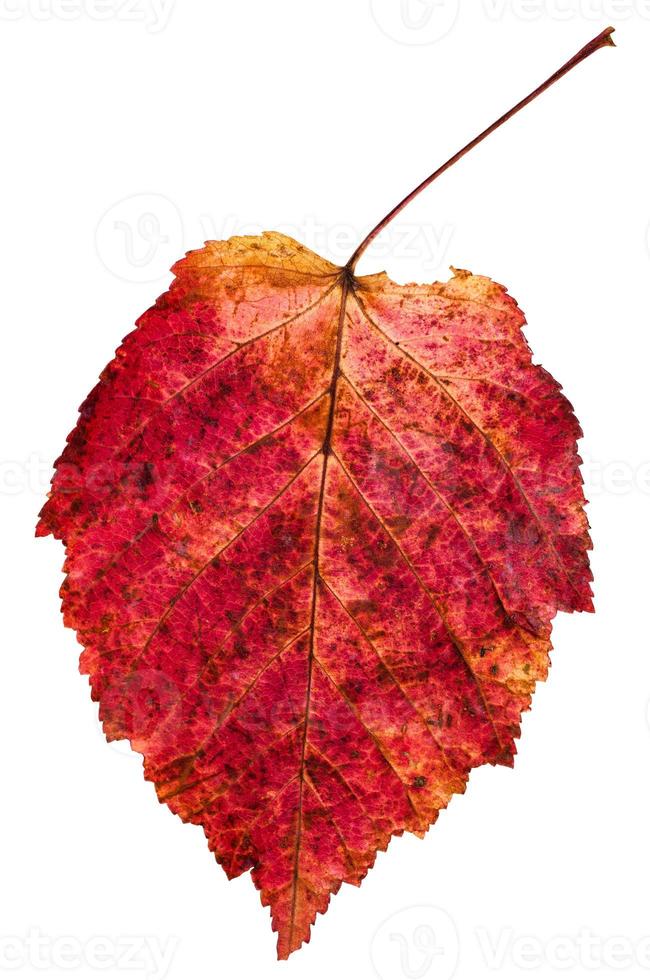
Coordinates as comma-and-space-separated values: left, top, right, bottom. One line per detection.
2, 2, 649, 978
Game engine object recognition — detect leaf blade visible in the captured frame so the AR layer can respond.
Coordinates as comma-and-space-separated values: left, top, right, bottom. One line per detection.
39, 233, 592, 958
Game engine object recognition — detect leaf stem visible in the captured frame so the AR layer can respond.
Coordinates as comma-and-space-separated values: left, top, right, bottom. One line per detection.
346, 26, 615, 273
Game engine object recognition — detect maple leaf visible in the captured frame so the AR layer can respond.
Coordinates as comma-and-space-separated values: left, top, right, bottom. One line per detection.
38, 29, 613, 959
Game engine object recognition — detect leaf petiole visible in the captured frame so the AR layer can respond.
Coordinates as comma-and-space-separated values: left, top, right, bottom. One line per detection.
347, 26, 615, 273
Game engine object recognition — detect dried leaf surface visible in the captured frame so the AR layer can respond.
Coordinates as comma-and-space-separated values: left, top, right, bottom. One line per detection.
38, 233, 592, 957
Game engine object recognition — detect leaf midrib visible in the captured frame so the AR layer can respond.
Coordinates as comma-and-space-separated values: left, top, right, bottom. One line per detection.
288, 270, 351, 948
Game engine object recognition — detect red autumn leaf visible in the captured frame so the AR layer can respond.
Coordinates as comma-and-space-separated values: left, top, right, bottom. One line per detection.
38, 29, 612, 960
